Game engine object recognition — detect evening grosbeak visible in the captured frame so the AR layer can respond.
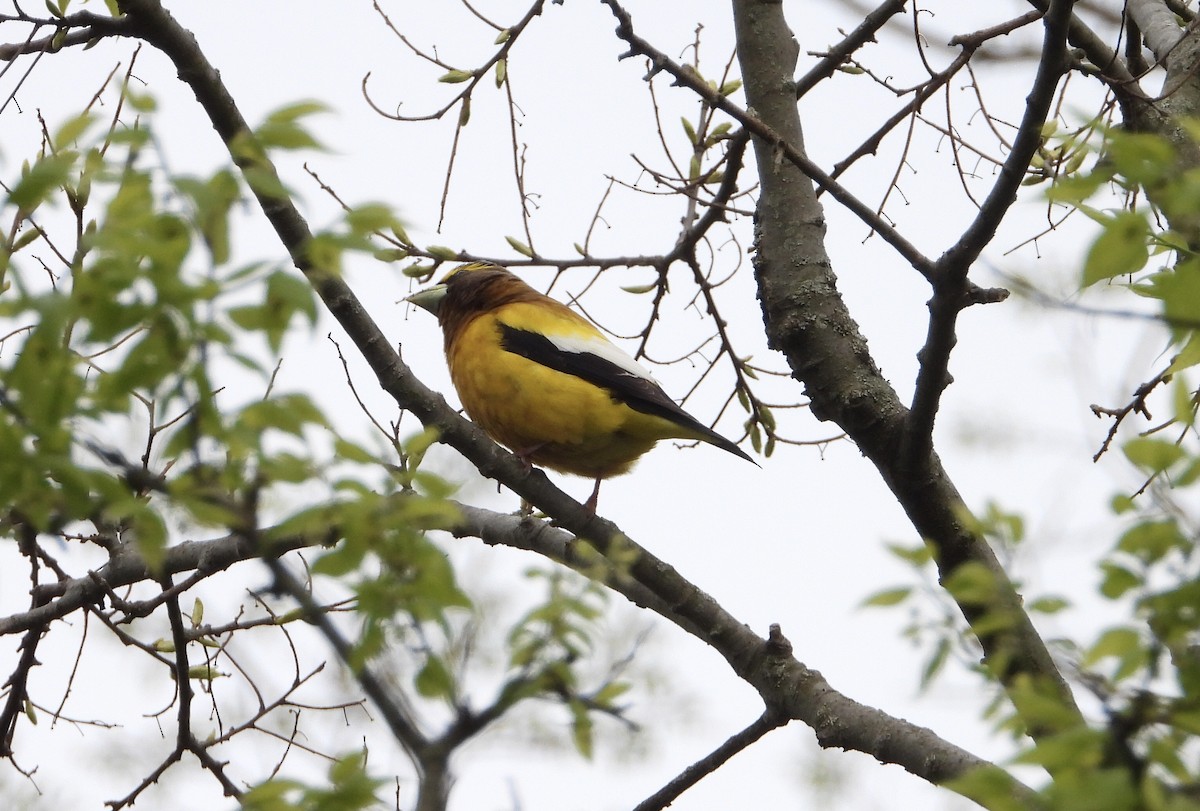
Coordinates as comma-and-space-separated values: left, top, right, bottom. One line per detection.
407, 262, 756, 510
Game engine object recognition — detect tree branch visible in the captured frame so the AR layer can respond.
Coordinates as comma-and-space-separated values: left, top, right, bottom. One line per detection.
0, 11, 129, 61
794, 0, 908, 99
600, 0, 938, 281
632, 711, 783, 811
1126, 0, 1187, 63
730, 0, 1083, 739
445, 504, 1042, 806
904, 0, 1070, 461
262, 559, 438, 798
0, 528, 320, 636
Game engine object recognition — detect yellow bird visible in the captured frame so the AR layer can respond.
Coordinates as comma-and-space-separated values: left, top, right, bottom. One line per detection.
407, 262, 755, 510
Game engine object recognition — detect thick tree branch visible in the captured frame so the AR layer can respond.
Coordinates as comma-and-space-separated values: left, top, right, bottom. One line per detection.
731, 0, 1083, 739
446, 505, 1042, 806
0, 528, 319, 636
1126, 0, 1187, 63
0, 11, 129, 61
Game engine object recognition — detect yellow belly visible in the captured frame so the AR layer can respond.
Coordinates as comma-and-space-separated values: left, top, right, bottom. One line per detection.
447, 317, 678, 478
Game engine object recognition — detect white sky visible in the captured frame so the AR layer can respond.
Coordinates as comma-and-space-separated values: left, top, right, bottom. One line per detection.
0, 1, 1173, 809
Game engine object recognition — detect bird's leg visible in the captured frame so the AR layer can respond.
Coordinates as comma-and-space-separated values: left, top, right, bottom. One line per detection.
512, 443, 546, 471
512, 443, 546, 516
584, 477, 602, 513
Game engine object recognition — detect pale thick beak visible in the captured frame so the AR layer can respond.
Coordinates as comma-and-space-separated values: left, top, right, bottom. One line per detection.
405, 284, 447, 316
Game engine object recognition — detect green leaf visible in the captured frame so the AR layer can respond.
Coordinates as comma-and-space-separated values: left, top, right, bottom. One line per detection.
264, 100, 330, 124
1013, 726, 1107, 770
920, 638, 951, 690
1140, 262, 1200, 328
885, 541, 934, 566
1084, 626, 1148, 681
239, 393, 328, 435
1168, 333, 1200, 373
859, 586, 911, 608
414, 655, 455, 700
1099, 561, 1142, 599
8, 153, 77, 211
505, 236, 534, 257
494, 58, 507, 88
1028, 596, 1070, 614
569, 698, 594, 759
681, 116, 697, 146
334, 438, 377, 464
1117, 519, 1185, 564
426, 245, 459, 261
439, 69, 474, 84
345, 203, 395, 236
373, 248, 409, 262
254, 102, 329, 151
1122, 437, 1185, 473
592, 681, 631, 709
52, 112, 95, 149
942, 561, 999, 606
1081, 210, 1149, 286
943, 765, 1033, 811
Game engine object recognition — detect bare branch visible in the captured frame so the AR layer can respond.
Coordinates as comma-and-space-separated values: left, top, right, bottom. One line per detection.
0, 528, 324, 636
632, 711, 783, 811
794, 0, 908, 98
600, 0, 938, 280
904, 0, 1072, 461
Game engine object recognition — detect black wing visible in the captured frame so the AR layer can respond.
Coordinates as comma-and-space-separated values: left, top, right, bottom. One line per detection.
499, 324, 754, 464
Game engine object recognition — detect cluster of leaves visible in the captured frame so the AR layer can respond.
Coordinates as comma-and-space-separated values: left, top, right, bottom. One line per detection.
1, 85, 658, 804
1056, 124, 1200, 372
0, 100, 323, 563
240, 752, 382, 811
0, 94, 454, 794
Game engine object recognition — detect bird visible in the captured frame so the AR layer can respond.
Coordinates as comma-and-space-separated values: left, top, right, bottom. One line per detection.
406, 262, 756, 511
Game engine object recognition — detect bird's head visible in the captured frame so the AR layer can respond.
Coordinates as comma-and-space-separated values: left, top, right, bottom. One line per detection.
406, 262, 539, 323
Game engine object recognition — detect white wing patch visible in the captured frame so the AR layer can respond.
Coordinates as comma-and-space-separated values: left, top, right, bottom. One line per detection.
545, 332, 660, 384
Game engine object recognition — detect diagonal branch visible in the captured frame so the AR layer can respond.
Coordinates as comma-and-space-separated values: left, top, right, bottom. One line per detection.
262, 559, 434, 789
794, 0, 908, 99
448, 504, 1042, 806
904, 0, 1072, 462
632, 711, 784, 811
599, 0, 938, 281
